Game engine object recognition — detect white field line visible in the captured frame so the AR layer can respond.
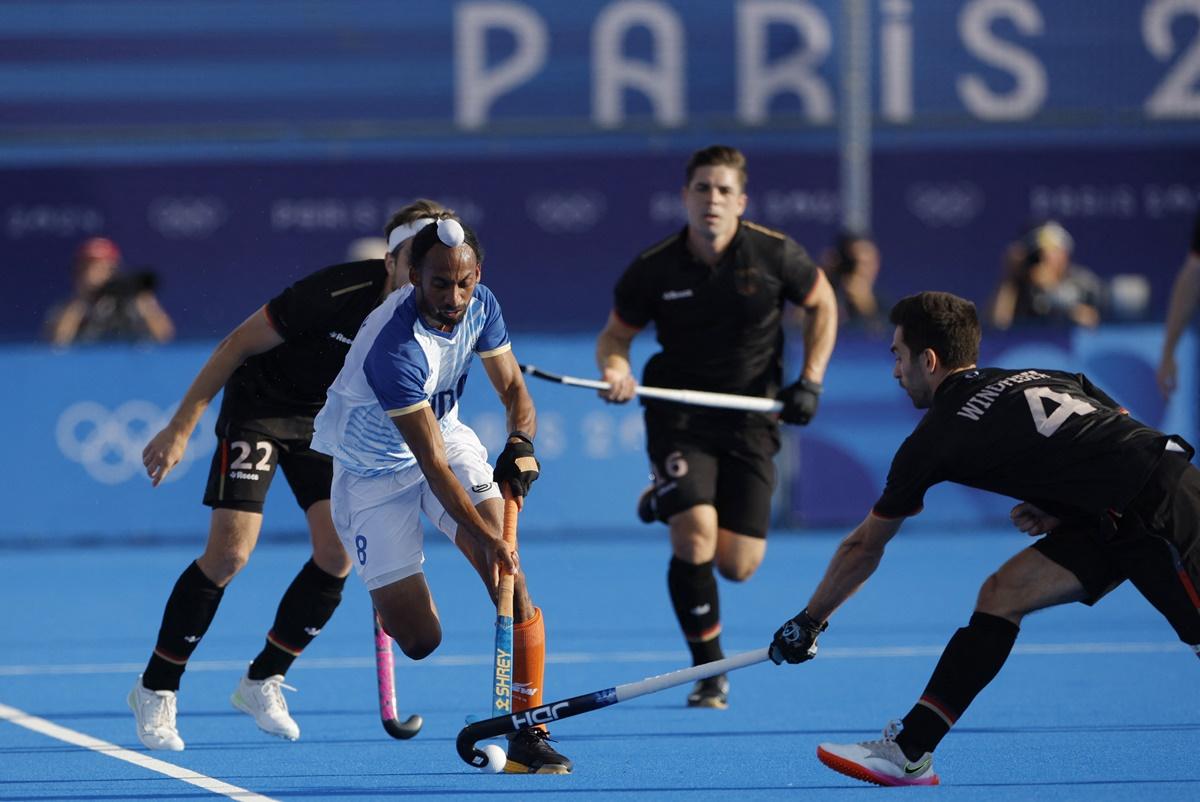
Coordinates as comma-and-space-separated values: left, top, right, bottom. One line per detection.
0, 641, 1185, 678
0, 702, 279, 802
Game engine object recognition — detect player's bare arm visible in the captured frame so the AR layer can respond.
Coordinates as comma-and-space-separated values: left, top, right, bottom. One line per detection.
1158, 253, 1200, 398
142, 305, 285, 486
390, 405, 518, 590
482, 350, 540, 510
805, 513, 905, 622
798, 268, 837, 384
767, 513, 903, 666
481, 349, 536, 441
595, 311, 639, 403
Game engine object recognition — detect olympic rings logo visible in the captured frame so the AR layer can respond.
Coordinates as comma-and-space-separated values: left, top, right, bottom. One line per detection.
55, 400, 215, 485
905, 181, 985, 228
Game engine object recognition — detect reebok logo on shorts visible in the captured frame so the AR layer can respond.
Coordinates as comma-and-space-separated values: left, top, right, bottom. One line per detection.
472, 482, 493, 493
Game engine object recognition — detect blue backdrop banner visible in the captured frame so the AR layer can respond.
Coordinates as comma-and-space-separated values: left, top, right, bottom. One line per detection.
7, 146, 1199, 341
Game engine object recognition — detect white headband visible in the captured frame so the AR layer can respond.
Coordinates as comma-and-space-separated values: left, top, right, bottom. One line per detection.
387, 217, 434, 253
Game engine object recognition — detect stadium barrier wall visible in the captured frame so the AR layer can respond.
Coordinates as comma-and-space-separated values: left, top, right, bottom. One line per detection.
2, 326, 1193, 543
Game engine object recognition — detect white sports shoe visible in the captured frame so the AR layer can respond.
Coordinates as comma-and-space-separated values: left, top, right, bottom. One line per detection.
231, 674, 300, 741
817, 720, 939, 787
127, 676, 185, 751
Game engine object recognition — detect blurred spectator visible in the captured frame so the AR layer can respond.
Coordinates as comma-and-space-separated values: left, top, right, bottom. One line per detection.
344, 236, 388, 263
43, 237, 175, 345
825, 230, 886, 334
1156, 212, 1200, 398
987, 220, 1105, 330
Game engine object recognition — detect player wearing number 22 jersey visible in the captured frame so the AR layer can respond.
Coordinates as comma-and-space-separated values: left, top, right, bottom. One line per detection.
767, 291, 1199, 787
130, 200, 456, 752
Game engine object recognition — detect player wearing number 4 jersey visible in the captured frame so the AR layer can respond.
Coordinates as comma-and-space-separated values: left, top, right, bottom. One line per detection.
130, 200, 455, 751
768, 291, 1200, 787
312, 218, 571, 774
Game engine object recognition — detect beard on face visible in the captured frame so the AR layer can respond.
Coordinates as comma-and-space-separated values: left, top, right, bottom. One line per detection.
415, 287, 463, 328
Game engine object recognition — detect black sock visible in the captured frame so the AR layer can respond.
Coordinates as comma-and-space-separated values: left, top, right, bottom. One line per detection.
248, 559, 346, 680
143, 561, 224, 691
667, 557, 723, 666
895, 611, 1019, 761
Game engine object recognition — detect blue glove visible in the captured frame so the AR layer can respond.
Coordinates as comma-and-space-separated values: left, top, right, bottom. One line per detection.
769, 609, 827, 665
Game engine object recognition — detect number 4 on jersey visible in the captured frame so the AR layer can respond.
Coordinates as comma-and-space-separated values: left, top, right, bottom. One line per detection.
1024, 387, 1096, 437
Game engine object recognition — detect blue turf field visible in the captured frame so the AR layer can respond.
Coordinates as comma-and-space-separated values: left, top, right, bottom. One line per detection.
2, 527, 1197, 801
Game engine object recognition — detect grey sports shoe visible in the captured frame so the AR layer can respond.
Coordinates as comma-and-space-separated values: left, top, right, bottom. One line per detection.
127, 676, 184, 751
231, 674, 300, 741
816, 720, 939, 786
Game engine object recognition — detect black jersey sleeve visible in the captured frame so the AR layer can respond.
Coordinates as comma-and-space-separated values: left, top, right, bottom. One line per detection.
265, 270, 336, 340
266, 261, 378, 340
613, 257, 655, 329
780, 237, 819, 304
872, 425, 942, 519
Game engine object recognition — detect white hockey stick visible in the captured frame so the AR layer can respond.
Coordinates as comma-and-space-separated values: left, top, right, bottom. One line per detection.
520, 364, 783, 414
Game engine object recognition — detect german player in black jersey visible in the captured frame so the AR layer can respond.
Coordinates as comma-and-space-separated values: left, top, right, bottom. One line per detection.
596, 145, 837, 709
768, 291, 1200, 787
128, 199, 455, 751
1157, 212, 1200, 398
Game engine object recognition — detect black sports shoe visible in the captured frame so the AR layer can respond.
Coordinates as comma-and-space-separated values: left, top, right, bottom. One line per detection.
686, 674, 729, 709
637, 485, 657, 524
505, 728, 573, 774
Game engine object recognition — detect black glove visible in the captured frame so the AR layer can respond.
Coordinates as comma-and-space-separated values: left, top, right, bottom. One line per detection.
777, 378, 822, 425
768, 609, 827, 665
493, 431, 540, 498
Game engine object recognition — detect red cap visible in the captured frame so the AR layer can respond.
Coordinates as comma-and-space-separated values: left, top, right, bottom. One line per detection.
75, 237, 121, 263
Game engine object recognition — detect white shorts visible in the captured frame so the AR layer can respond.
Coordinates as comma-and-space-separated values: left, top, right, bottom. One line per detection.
330, 425, 501, 590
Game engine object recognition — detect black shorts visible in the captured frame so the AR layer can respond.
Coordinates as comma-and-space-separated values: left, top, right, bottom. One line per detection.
1033, 450, 1200, 644
644, 409, 780, 538
202, 417, 332, 514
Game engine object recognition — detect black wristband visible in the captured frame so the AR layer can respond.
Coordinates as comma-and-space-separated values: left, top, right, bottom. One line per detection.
797, 608, 828, 631
797, 378, 823, 395
508, 430, 534, 444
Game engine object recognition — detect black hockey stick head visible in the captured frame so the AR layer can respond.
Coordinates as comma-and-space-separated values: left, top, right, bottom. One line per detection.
382, 713, 424, 740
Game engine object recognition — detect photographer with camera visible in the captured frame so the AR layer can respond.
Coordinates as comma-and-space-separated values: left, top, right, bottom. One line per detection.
43, 237, 175, 346
987, 220, 1105, 330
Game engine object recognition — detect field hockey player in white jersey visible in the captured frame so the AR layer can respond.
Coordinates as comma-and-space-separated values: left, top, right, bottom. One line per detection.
311, 218, 572, 774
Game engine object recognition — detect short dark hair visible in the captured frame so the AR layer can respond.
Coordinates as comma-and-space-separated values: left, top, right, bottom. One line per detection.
685, 145, 748, 190
383, 199, 456, 242
410, 218, 484, 271
889, 292, 980, 369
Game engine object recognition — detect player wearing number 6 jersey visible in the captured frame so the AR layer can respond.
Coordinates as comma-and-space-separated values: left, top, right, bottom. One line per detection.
130, 200, 455, 752
596, 145, 838, 710
767, 291, 1200, 787
312, 218, 571, 774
